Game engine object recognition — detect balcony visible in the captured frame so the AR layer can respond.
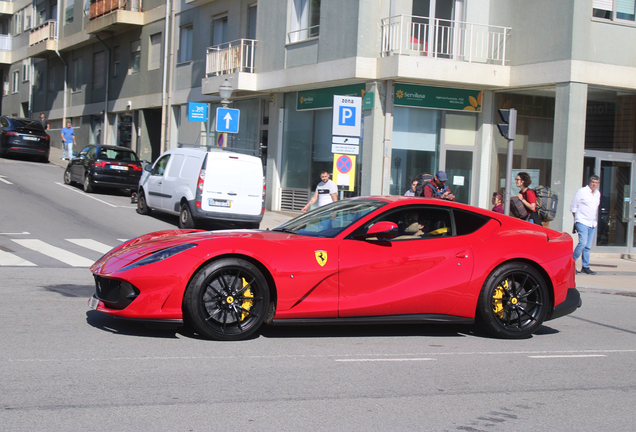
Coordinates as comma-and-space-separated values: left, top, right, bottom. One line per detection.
0, 34, 11, 64
202, 39, 257, 96
86, 0, 144, 36
381, 15, 511, 65
0, 0, 14, 16
28, 20, 57, 58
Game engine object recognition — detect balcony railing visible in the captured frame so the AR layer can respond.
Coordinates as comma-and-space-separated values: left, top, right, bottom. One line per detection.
89, 0, 142, 20
29, 20, 57, 46
0, 34, 12, 51
381, 15, 511, 65
206, 39, 257, 77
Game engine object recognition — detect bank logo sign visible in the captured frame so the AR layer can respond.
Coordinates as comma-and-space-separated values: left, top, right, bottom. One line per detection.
394, 83, 482, 112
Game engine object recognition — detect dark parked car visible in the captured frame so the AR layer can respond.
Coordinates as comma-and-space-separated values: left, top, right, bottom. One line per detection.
64, 144, 143, 193
0, 116, 51, 162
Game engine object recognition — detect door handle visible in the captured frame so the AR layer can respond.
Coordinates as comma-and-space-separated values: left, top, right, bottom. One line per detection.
456, 250, 470, 259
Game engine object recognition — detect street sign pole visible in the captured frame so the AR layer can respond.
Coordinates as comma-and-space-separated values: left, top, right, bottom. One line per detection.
497, 108, 517, 216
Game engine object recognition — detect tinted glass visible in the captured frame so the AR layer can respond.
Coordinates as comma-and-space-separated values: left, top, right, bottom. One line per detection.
453, 209, 490, 236
97, 148, 139, 162
12, 119, 44, 131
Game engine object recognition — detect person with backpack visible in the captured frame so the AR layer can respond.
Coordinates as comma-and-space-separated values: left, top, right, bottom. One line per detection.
423, 171, 455, 201
515, 172, 541, 225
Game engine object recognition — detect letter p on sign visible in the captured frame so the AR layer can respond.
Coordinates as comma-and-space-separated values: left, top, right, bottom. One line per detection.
339, 106, 356, 126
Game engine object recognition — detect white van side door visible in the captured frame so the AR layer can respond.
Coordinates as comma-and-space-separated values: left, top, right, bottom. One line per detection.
146, 154, 171, 209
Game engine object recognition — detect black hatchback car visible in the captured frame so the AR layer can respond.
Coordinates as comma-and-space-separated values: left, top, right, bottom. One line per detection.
64, 145, 143, 193
0, 116, 51, 162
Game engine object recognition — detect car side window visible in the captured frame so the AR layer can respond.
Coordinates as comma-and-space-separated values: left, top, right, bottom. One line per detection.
79, 146, 91, 157
87, 147, 97, 159
152, 155, 170, 176
355, 206, 454, 240
0, 117, 9, 128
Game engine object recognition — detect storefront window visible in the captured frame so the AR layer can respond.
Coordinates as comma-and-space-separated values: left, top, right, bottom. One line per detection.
492, 91, 555, 197
391, 106, 440, 195
586, 88, 636, 154
282, 92, 312, 189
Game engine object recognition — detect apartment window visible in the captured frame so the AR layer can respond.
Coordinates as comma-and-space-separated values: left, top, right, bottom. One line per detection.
212, 16, 227, 46
25, 5, 33, 30
113, 46, 121, 77
179, 25, 193, 63
93, 51, 105, 89
289, 0, 320, 43
130, 40, 141, 73
72, 57, 82, 92
248, 5, 257, 39
593, 0, 636, 21
12, 71, 19, 93
22, 60, 30, 82
13, 11, 22, 35
149, 33, 162, 70
66, 0, 74, 24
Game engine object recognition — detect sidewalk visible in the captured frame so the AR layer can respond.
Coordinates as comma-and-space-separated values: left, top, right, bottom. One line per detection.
48, 145, 634, 291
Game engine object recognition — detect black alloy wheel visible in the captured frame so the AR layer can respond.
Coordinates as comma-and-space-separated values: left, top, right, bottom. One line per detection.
183, 258, 270, 341
179, 203, 195, 229
477, 262, 549, 339
136, 190, 151, 215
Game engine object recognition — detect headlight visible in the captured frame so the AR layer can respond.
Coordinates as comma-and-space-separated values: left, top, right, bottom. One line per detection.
120, 243, 197, 271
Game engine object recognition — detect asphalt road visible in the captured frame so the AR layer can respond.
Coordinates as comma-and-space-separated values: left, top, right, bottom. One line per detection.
1, 156, 635, 431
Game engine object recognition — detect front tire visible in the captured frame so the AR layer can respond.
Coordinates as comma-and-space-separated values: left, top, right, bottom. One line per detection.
136, 190, 151, 215
183, 258, 270, 341
64, 167, 73, 185
476, 262, 549, 339
83, 175, 93, 193
179, 203, 195, 229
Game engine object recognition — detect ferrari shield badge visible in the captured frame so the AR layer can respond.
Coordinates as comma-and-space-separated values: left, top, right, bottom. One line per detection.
314, 250, 328, 267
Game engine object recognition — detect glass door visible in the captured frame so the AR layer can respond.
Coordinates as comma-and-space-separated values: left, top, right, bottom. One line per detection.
584, 151, 636, 253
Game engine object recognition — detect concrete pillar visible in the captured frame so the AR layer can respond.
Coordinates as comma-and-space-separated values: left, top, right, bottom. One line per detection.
477, 90, 494, 209
361, 81, 387, 196
265, 93, 285, 211
551, 82, 588, 232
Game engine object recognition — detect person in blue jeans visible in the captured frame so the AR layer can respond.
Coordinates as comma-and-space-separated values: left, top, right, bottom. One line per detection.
60, 120, 76, 160
570, 175, 601, 274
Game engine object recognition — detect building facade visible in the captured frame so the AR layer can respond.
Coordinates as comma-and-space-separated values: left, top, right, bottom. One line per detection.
3, 0, 636, 254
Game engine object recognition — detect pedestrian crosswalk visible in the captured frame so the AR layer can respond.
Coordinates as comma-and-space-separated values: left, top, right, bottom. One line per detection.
0, 238, 129, 268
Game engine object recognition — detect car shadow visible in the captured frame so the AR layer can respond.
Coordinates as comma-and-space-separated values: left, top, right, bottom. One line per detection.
86, 311, 182, 339
259, 323, 474, 339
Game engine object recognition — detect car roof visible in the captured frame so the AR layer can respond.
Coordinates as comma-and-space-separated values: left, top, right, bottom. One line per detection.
93, 144, 137, 152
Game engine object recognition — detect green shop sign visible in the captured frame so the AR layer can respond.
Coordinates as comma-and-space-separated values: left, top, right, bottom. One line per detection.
394, 83, 482, 112
297, 84, 366, 110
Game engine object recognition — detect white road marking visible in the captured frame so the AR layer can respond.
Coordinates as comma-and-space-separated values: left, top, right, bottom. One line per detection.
0, 249, 36, 266
0, 232, 30, 235
67, 239, 114, 254
528, 355, 607, 359
11, 239, 95, 267
336, 358, 436, 362
55, 182, 134, 208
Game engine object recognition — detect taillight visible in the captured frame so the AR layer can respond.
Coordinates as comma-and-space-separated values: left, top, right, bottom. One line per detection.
131, 164, 142, 171
262, 177, 266, 214
94, 160, 108, 167
198, 168, 206, 192
7, 131, 19, 136
43, 135, 50, 141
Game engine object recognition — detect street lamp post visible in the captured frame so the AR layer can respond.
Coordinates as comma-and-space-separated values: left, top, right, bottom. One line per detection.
219, 79, 233, 108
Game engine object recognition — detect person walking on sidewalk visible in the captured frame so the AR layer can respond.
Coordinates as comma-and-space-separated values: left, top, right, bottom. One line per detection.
301, 171, 338, 213
60, 120, 76, 160
571, 175, 601, 274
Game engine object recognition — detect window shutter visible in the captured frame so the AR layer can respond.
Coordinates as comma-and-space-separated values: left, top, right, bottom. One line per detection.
593, 0, 613, 10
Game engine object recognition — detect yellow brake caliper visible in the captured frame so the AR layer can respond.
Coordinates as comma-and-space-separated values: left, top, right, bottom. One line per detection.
240, 278, 254, 321
492, 279, 508, 319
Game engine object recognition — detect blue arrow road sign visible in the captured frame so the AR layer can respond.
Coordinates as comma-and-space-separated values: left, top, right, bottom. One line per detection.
216, 107, 240, 133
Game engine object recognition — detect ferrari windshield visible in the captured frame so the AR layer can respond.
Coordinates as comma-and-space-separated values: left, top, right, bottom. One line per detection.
273, 199, 386, 238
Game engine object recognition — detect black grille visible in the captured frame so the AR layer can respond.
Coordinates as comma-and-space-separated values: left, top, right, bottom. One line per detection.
94, 275, 140, 310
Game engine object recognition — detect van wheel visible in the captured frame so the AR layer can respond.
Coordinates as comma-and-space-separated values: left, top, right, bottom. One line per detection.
180, 203, 196, 229
137, 190, 151, 215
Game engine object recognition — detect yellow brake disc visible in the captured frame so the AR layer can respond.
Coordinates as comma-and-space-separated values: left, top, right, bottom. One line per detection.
240, 278, 254, 321
492, 280, 508, 319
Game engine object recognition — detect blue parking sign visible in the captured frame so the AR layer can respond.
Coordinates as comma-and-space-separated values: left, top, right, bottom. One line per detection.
216, 108, 240, 133
339, 106, 356, 126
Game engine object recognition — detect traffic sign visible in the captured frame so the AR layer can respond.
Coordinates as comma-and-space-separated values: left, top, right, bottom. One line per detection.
188, 102, 208, 122
332, 95, 362, 137
216, 107, 240, 133
332, 153, 356, 192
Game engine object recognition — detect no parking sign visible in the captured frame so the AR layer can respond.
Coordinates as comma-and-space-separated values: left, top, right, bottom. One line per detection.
332, 154, 356, 192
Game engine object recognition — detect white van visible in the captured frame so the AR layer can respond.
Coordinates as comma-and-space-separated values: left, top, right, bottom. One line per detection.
136, 148, 264, 229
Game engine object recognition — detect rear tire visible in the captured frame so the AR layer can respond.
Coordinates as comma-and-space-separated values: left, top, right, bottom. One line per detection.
179, 203, 195, 229
136, 190, 151, 215
476, 262, 549, 339
83, 175, 93, 193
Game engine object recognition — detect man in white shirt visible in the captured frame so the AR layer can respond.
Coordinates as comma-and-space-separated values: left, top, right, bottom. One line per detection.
570, 175, 601, 274
302, 171, 338, 212
404, 178, 418, 196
